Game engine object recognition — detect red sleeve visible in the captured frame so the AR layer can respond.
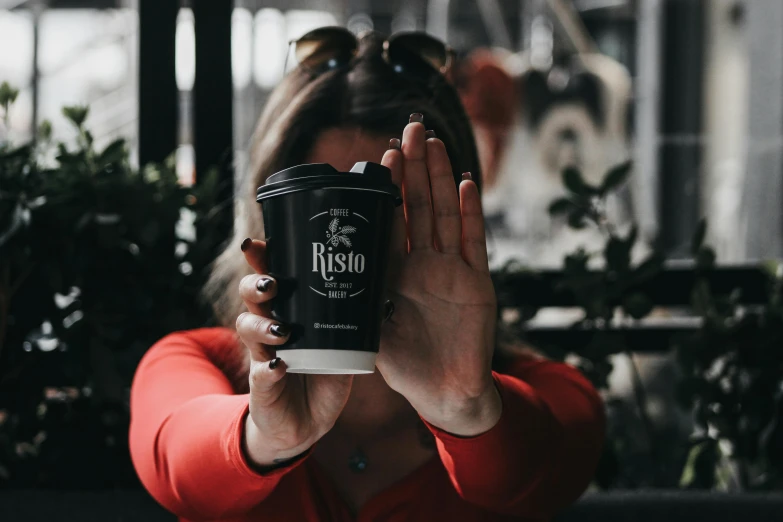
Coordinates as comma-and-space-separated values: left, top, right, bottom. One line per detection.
129, 328, 309, 520
422, 359, 605, 518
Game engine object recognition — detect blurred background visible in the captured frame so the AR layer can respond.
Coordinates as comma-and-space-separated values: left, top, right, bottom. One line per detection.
1, 0, 783, 520
2, 0, 781, 265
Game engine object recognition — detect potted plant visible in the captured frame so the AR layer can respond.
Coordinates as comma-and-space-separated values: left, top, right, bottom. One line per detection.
496, 161, 783, 493
0, 83, 227, 488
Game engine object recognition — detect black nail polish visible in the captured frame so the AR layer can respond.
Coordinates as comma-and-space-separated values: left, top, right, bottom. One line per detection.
270, 323, 290, 337
256, 277, 273, 292
240, 237, 252, 252
269, 357, 281, 369
389, 138, 401, 150
384, 300, 395, 321
425, 130, 436, 139
409, 113, 424, 124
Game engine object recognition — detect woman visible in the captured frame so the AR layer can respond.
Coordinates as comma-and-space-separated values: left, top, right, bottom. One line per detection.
130, 29, 604, 522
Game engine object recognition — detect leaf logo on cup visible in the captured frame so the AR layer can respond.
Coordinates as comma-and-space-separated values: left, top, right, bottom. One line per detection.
311, 211, 366, 298
326, 218, 356, 248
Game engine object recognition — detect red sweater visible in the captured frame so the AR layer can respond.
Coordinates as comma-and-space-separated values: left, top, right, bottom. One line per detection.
130, 328, 604, 522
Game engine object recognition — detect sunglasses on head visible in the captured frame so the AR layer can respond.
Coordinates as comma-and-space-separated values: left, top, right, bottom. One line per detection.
287, 26, 456, 77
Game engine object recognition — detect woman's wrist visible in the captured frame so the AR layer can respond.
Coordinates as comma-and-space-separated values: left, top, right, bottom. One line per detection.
243, 415, 313, 471
417, 381, 503, 437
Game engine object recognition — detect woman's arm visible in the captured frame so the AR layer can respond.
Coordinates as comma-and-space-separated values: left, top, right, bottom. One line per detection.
129, 328, 308, 520
421, 358, 605, 519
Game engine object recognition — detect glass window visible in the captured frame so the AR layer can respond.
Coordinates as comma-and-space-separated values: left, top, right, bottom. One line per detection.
0, 9, 34, 142
0, 5, 138, 159
38, 9, 137, 153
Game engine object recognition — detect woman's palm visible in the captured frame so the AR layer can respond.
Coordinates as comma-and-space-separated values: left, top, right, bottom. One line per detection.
380, 249, 496, 400
374, 119, 497, 415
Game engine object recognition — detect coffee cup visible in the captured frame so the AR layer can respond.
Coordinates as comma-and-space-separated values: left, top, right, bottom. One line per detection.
256, 161, 401, 374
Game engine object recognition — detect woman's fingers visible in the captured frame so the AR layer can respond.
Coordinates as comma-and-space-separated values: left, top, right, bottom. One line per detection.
241, 238, 268, 274
381, 141, 408, 257
248, 357, 288, 407
401, 115, 433, 250
239, 239, 275, 315
425, 137, 461, 254
237, 312, 291, 361
239, 274, 277, 316
459, 175, 490, 273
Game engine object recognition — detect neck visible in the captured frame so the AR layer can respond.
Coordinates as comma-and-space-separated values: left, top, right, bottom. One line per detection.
332, 370, 417, 438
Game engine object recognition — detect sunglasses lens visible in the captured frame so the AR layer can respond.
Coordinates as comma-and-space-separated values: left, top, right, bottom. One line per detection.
295, 27, 357, 71
389, 33, 449, 71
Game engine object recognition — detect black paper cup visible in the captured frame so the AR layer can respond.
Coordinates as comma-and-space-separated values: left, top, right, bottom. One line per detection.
256, 162, 401, 374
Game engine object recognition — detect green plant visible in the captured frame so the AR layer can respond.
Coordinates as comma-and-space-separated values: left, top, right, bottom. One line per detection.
545, 162, 665, 388
0, 82, 20, 129
497, 159, 783, 491
548, 163, 678, 488
676, 223, 783, 491
494, 162, 674, 488
0, 90, 227, 487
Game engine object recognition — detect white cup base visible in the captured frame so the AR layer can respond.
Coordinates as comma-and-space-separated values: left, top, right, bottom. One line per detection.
278, 349, 377, 374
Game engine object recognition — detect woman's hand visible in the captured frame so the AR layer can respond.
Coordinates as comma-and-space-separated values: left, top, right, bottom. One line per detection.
237, 240, 353, 468
377, 115, 502, 437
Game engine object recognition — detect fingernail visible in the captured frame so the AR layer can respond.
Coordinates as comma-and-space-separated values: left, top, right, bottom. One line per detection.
269, 357, 281, 370
256, 277, 273, 292
425, 130, 436, 139
240, 237, 252, 252
384, 300, 395, 321
389, 138, 401, 150
270, 323, 290, 337
409, 113, 424, 124
462, 172, 473, 181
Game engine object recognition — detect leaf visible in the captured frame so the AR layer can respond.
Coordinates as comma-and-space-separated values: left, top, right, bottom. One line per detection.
328, 218, 339, 233
38, 120, 53, 141
605, 236, 631, 273
340, 225, 356, 234
62, 105, 90, 128
600, 161, 632, 195
0, 144, 32, 161
338, 235, 352, 248
696, 246, 716, 270
98, 139, 127, 166
564, 249, 590, 274
625, 225, 638, 249
761, 259, 783, 281
632, 252, 665, 284
679, 439, 718, 489
548, 197, 576, 216
623, 292, 654, 319
691, 218, 707, 255
562, 167, 595, 196
567, 208, 588, 229
0, 81, 19, 110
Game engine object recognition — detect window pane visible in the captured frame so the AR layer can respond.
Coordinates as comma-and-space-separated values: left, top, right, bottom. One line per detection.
0, 10, 34, 142
38, 8, 138, 159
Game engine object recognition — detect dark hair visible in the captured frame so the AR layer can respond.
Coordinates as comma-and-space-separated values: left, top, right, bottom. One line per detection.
206, 33, 482, 327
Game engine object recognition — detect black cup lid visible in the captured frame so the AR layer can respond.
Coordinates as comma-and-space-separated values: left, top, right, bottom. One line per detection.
256, 162, 401, 203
